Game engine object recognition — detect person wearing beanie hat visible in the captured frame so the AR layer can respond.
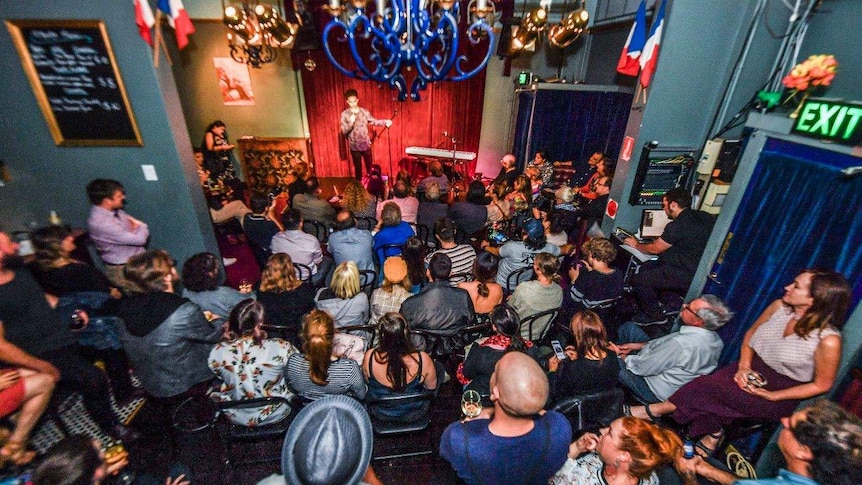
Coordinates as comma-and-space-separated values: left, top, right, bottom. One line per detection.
370, 257, 413, 325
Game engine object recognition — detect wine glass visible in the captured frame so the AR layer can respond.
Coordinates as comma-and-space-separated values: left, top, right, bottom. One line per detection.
461, 389, 482, 418
239, 278, 252, 293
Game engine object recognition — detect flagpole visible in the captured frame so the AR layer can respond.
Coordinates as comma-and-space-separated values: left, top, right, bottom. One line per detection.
152, 11, 173, 67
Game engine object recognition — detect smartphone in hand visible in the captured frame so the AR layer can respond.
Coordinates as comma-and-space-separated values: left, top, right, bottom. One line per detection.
551, 340, 566, 360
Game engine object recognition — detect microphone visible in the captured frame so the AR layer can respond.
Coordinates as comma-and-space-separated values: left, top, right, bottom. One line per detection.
442, 131, 449, 137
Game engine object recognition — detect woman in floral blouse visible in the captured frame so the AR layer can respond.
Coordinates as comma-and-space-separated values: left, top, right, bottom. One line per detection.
208, 299, 298, 426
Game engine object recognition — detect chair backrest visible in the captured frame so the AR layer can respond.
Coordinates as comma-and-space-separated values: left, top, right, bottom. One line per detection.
339, 323, 378, 348
409, 328, 465, 358
356, 216, 377, 231
551, 387, 624, 433
293, 262, 313, 283
302, 220, 329, 244
375, 244, 405, 267
359, 269, 378, 298
414, 224, 433, 248
365, 389, 436, 433
449, 271, 474, 286
520, 308, 559, 341
505, 266, 534, 294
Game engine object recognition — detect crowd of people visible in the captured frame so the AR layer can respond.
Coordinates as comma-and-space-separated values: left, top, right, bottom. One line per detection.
0, 144, 860, 485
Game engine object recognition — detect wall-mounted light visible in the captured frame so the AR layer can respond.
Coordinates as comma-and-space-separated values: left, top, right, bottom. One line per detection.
511, 0, 589, 53
548, 4, 588, 48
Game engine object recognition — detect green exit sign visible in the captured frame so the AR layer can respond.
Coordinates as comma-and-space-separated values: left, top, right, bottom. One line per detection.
791, 99, 862, 146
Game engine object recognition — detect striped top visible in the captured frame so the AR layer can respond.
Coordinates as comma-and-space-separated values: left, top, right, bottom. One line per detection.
286, 353, 367, 401
425, 244, 477, 284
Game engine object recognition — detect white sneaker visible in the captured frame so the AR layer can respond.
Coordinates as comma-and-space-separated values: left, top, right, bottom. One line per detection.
223, 257, 237, 267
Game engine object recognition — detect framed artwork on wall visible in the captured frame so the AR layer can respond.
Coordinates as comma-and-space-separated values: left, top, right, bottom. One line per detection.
213, 57, 254, 106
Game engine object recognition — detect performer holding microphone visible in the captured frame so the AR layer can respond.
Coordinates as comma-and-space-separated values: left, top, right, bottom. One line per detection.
340, 89, 392, 180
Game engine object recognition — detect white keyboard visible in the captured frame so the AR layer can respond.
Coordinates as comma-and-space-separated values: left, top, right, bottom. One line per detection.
405, 146, 477, 161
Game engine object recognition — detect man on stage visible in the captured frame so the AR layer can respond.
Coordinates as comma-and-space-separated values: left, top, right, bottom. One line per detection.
340, 89, 392, 180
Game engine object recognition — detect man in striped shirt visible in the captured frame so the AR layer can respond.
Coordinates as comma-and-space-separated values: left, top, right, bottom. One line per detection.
424, 218, 476, 285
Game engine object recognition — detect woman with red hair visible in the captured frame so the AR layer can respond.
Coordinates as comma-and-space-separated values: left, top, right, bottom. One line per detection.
550, 417, 682, 485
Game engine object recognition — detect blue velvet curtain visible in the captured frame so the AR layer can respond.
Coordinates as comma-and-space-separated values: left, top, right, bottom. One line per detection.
706, 138, 862, 366
512, 89, 633, 171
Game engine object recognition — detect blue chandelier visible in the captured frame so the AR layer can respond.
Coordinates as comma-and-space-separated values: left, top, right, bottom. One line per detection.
321, 0, 495, 101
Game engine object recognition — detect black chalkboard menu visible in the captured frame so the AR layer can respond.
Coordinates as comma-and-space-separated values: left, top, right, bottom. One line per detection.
629, 154, 695, 207
6, 20, 142, 146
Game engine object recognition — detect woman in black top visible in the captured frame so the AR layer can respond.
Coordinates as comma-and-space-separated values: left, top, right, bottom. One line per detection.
547, 310, 620, 404
456, 305, 539, 406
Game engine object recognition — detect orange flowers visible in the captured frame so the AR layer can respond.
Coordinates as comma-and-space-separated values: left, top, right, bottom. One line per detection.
782, 54, 838, 92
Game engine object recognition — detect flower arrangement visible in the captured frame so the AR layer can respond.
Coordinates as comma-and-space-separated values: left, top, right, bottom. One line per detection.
781, 54, 838, 117
782, 54, 838, 91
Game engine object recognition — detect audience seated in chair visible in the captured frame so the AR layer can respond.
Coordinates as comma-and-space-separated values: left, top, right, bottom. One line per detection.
254, 253, 315, 347
416, 181, 449, 233
116, 250, 222, 404
622, 188, 715, 326
370, 257, 413, 325
285, 310, 367, 402
457, 252, 503, 316
448, 181, 488, 240
0, 231, 137, 443
292, 177, 336, 227
340, 179, 379, 219
29, 226, 137, 405
485, 181, 511, 225
377, 181, 419, 224
483, 218, 560, 287
400, 253, 474, 354
181, 252, 249, 328
508, 252, 563, 340
611, 294, 732, 405
373, 202, 414, 264
549, 416, 681, 485
441, 352, 571, 485
271, 209, 333, 288
628, 270, 850, 457
424, 218, 476, 285
566, 238, 625, 314
457, 305, 539, 408
547, 310, 621, 406
242, 192, 284, 260
362, 313, 440, 422
208, 299, 298, 426
0, 321, 56, 467
676, 400, 862, 485
401, 237, 427, 291
314, 262, 370, 338
329, 210, 375, 276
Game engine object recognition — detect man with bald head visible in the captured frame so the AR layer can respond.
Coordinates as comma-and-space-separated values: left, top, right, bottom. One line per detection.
440, 352, 571, 485
327, 210, 374, 276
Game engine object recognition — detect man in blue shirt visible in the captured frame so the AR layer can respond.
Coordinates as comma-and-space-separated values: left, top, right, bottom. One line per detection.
440, 352, 571, 485
328, 210, 374, 277
677, 400, 862, 484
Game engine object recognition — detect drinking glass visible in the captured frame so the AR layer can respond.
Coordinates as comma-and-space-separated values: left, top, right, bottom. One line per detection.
461, 389, 482, 418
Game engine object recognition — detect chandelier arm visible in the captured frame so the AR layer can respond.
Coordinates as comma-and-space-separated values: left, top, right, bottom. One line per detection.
322, 21, 372, 80
449, 20, 494, 80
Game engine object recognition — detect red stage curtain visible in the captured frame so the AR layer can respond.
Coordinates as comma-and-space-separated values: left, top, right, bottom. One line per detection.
297, 14, 488, 179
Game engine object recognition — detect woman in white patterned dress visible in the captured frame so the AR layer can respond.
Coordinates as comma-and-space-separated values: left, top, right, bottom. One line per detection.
209, 299, 297, 426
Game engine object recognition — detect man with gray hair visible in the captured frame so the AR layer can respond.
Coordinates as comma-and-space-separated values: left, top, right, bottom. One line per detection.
611, 294, 733, 406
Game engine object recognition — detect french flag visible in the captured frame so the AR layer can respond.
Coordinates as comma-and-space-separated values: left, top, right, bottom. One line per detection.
639, 0, 666, 88
616, 0, 646, 77
134, 0, 155, 46
157, 0, 196, 49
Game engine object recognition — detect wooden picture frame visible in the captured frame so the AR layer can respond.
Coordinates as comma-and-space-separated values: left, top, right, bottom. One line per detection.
6, 19, 142, 146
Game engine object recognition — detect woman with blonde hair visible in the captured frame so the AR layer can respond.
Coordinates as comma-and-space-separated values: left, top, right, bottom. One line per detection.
314, 261, 370, 331
285, 310, 367, 401
255, 253, 315, 346
208, 299, 297, 425
341, 179, 378, 219
550, 416, 682, 485
547, 310, 620, 404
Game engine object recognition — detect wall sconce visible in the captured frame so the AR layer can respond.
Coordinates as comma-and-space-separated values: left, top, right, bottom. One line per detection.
222, 1, 298, 68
